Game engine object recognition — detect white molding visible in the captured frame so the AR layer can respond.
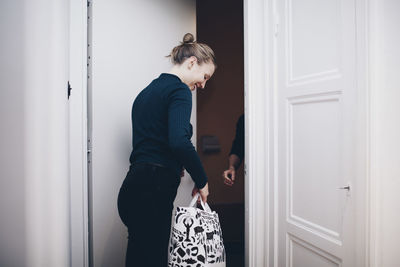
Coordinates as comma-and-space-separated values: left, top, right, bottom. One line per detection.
366, 1, 400, 266
365, 0, 379, 266
287, 234, 342, 266
272, 1, 280, 266
354, 0, 370, 266
244, 0, 274, 266
69, 0, 89, 266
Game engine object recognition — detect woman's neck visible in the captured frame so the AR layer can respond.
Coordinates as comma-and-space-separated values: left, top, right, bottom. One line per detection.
168, 65, 188, 86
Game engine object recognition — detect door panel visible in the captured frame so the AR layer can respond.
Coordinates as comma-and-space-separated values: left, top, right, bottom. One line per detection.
289, 0, 341, 80
290, 235, 341, 267
290, 95, 343, 239
276, 0, 358, 266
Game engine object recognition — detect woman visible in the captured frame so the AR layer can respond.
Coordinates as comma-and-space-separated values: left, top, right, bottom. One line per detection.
117, 33, 216, 267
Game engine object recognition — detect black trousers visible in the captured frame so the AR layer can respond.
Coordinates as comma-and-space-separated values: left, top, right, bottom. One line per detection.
117, 163, 180, 267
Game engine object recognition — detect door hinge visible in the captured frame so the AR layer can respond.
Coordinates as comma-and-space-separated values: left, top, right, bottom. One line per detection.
87, 138, 92, 164
68, 81, 72, 99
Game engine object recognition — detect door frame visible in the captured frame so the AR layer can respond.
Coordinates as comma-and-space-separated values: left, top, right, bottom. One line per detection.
243, 0, 274, 266
69, 0, 89, 266
69, 0, 371, 266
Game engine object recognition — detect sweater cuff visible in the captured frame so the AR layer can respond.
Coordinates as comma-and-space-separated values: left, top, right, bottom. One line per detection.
196, 177, 208, 189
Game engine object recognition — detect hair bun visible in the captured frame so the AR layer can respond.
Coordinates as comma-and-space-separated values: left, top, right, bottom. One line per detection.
167, 33, 216, 66
182, 33, 195, 44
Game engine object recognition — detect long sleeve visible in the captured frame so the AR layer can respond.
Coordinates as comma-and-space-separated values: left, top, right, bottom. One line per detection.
167, 87, 208, 189
229, 114, 244, 163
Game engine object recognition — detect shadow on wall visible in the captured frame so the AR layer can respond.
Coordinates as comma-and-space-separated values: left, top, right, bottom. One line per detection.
99, 216, 127, 267
1, 1, 27, 266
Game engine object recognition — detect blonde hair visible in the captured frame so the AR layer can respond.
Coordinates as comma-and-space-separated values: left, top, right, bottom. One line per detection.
168, 33, 216, 67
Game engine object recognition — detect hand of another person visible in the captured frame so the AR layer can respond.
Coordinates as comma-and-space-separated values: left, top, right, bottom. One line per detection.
192, 183, 209, 203
223, 166, 235, 186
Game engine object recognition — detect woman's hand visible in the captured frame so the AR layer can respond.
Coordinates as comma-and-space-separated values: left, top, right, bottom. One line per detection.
192, 183, 209, 203
223, 166, 235, 186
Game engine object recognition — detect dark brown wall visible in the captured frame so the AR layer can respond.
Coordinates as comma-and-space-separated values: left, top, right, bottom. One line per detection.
197, 0, 244, 205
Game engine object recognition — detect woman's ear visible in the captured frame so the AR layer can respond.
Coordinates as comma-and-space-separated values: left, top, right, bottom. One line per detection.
187, 56, 198, 69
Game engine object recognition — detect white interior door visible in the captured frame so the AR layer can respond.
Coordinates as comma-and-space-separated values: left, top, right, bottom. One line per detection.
275, 0, 361, 266
89, 1, 196, 266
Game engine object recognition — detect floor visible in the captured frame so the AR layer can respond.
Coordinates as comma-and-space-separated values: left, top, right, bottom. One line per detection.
225, 241, 245, 267
210, 203, 245, 267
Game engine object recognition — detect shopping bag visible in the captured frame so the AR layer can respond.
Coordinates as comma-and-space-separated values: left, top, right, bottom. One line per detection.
168, 193, 226, 267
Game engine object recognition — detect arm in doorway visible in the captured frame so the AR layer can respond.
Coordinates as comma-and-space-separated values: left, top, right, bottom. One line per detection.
223, 114, 244, 187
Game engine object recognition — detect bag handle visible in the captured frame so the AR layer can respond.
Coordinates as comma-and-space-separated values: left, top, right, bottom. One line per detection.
189, 193, 212, 213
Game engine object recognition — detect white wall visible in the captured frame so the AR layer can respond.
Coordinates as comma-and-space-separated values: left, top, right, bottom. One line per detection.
90, 1, 196, 266
0, 0, 70, 266
370, 0, 400, 266
0, 1, 27, 266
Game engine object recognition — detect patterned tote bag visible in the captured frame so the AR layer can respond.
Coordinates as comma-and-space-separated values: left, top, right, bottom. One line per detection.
168, 193, 226, 267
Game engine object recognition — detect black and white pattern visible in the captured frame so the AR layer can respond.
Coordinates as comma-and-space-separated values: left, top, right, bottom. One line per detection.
169, 202, 226, 267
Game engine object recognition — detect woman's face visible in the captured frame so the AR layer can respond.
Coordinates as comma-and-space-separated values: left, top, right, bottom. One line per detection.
186, 59, 215, 91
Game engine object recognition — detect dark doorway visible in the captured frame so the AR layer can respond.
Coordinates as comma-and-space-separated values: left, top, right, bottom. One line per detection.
196, 0, 244, 266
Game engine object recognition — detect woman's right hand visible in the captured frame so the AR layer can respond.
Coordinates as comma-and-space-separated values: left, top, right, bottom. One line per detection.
192, 183, 209, 203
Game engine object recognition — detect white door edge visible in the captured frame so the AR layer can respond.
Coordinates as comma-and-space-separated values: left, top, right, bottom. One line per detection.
69, 0, 89, 266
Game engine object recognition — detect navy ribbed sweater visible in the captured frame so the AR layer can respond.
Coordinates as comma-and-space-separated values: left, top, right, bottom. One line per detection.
129, 73, 207, 189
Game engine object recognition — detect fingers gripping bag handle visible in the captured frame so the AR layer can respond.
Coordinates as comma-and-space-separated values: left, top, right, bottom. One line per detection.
189, 193, 212, 213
